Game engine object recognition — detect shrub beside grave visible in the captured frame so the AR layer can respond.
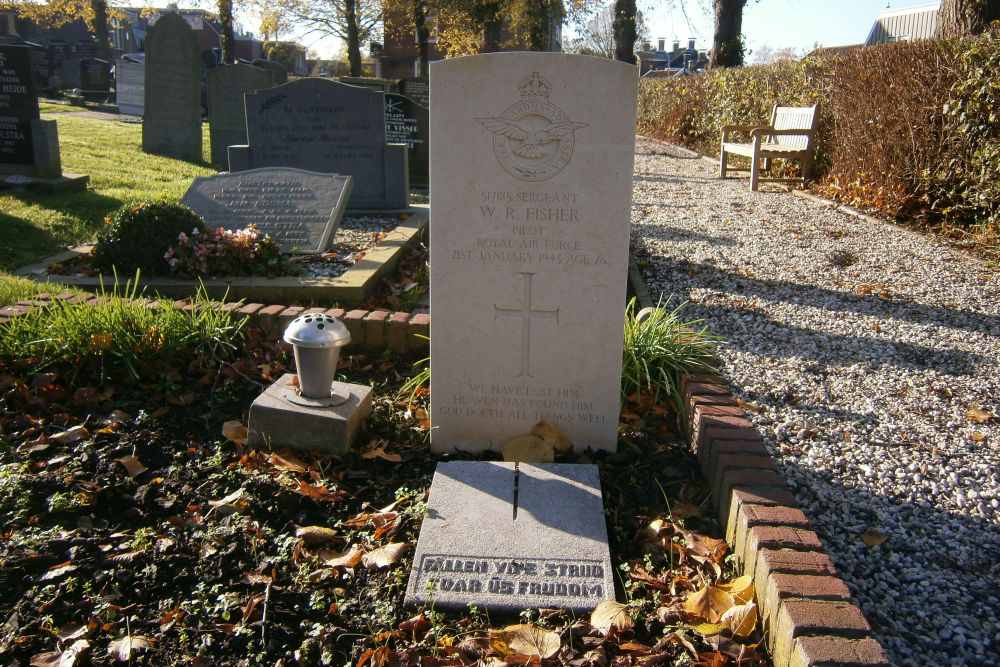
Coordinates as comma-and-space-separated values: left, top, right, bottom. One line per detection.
92, 200, 205, 276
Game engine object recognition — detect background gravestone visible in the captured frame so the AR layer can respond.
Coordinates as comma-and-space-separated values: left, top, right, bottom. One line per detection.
180, 167, 353, 253
398, 77, 429, 106
79, 58, 110, 92
141, 12, 202, 162
206, 63, 272, 166
0, 44, 62, 178
114, 59, 144, 115
429, 53, 638, 454
229, 78, 407, 209
251, 59, 287, 86
384, 93, 428, 188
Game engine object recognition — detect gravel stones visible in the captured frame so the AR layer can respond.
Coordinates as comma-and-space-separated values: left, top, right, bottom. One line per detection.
631, 137, 1000, 667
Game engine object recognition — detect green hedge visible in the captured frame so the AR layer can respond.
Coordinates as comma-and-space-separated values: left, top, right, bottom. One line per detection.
637, 31, 1000, 238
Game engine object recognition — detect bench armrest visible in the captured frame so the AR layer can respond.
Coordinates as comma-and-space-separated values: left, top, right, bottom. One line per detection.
751, 127, 814, 139
721, 124, 771, 142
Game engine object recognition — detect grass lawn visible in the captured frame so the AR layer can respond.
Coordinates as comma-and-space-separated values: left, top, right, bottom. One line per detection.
0, 112, 215, 270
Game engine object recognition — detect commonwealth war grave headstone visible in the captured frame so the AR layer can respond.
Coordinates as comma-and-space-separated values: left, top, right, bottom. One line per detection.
141, 12, 201, 161
384, 93, 428, 188
180, 167, 353, 253
228, 77, 407, 209
405, 52, 637, 615
429, 53, 638, 454
206, 63, 272, 166
114, 59, 144, 115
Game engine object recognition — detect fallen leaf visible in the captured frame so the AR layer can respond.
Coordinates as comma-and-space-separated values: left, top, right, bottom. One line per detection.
688, 621, 727, 637
29, 653, 61, 667
531, 420, 573, 453
861, 528, 888, 547
39, 562, 78, 581
716, 574, 754, 604
682, 586, 733, 623
721, 601, 757, 638
208, 489, 246, 515
107, 635, 150, 661
971, 433, 985, 442
296, 525, 340, 546
966, 408, 993, 424
501, 435, 554, 463
51, 425, 89, 444
502, 624, 561, 659
361, 542, 408, 569
360, 442, 403, 463
317, 544, 363, 568
221, 420, 247, 445
590, 600, 633, 635
116, 455, 148, 478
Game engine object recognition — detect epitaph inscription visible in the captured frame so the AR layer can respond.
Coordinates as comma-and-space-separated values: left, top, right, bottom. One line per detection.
0, 45, 40, 166
418, 555, 605, 599
181, 168, 352, 253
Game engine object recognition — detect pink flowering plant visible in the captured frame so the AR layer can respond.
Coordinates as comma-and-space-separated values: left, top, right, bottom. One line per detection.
164, 225, 289, 278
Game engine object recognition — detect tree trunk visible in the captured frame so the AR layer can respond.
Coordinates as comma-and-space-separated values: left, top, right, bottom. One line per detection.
936, 0, 1000, 38
613, 0, 637, 64
89, 0, 112, 60
413, 0, 429, 77
346, 0, 362, 76
525, 0, 559, 51
218, 0, 236, 64
709, 0, 746, 68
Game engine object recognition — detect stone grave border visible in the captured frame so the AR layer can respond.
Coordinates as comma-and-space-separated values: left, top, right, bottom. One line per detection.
13, 208, 427, 305
2, 256, 888, 667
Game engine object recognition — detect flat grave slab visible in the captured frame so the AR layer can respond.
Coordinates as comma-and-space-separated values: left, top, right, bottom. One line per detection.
180, 167, 352, 253
405, 461, 615, 613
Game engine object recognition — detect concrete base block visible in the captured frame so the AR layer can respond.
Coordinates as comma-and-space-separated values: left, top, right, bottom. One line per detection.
247, 373, 372, 452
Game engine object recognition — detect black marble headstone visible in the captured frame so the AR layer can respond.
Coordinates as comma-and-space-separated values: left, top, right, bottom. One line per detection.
384, 93, 427, 188
0, 45, 40, 166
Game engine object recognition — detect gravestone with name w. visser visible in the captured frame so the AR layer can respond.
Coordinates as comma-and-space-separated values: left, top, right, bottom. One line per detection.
384, 93, 428, 188
206, 63, 273, 166
0, 44, 86, 188
180, 167, 352, 253
114, 58, 144, 115
228, 77, 408, 209
405, 53, 637, 614
141, 12, 201, 161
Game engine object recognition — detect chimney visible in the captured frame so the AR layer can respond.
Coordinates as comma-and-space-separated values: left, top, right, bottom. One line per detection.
657, 38, 666, 51
688, 37, 696, 50
671, 39, 680, 51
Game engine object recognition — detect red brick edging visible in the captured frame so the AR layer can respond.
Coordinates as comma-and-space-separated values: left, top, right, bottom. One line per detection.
681, 372, 890, 667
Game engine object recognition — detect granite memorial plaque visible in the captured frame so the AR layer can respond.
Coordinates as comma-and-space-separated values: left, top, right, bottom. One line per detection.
180, 167, 353, 253
404, 461, 615, 612
115, 60, 144, 115
429, 53, 638, 454
385, 93, 427, 188
0, 45, 40, 167
141, 12, 202, 161
398, 77, 429, 106
229, 77, 407, 209
206, 63, 272, 166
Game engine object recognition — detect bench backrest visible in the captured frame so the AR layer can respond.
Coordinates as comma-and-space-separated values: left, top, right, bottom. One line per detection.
768, 105, 817, 150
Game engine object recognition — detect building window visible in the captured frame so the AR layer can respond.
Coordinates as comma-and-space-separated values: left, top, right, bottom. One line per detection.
887, 34, 910, 42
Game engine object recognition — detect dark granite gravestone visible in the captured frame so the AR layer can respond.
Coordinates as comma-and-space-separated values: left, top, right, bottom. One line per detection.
384, 93, 427, 188
79, 58, 110, 91
398, 77, 429, 106
250, 59, 287, 86
0, 44, 60, 178
206, 63, 272, 166
228, 77, 408, 209
114, 59, 144, 115
141, 12, 201, 161
180, 167, 353, 253
339, 76, 388, 93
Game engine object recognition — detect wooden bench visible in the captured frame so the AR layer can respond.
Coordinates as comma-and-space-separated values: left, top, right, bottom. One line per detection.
720, 105, 817, 191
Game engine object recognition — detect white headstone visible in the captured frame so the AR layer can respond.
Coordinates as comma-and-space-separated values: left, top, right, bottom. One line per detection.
429, 53, 638, 454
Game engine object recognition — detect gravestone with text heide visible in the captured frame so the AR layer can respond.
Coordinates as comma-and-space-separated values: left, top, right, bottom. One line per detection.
206, 63, 273, 167
141, 12, 202, 162
180, 167, 352, 253
0, 44, 66, 181
429, 53, 638, 454
228, 78, 408, 209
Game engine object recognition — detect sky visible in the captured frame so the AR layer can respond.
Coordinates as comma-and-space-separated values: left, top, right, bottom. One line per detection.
256, 0, 936, 61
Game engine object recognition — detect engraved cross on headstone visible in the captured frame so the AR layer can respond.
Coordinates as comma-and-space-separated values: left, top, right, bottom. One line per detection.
494, 272, 559, 378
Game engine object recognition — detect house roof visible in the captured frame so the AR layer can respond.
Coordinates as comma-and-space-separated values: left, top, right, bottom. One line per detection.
865, 1, 940, 46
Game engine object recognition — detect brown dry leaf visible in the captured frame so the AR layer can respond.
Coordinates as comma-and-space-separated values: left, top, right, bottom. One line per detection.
688, 621, 727, 637
716, 574, 754, 604
360, 442, 403, 463
361, 542, 408, 569
266, 450, 308, 473
721, 601, 757, 638
678, 529, 727, 560
862, 528, 888, 547
221, 420, 247, 445
590, 600, 633, 635
107, 635, 151, 661
501, 435, 554, 463
682, 585, 734, 623
502, 624, 561, 659
531, 420, 573, 453
971, 433, 986, 442
318, 543, 363, 568
116, 455, 148, 478
29, 653, 62, 667
208, 489, 246, 514
51, 425, 89, 444
40, 562, 78, 581
966, 408, 993, 424
295, 525, 340, 546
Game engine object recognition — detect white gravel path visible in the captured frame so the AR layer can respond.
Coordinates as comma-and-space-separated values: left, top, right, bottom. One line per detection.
630, 137, 1000, 667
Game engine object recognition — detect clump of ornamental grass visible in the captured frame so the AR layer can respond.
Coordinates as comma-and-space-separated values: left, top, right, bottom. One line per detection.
621, 296, 722, 406
0, 277, 247, 384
